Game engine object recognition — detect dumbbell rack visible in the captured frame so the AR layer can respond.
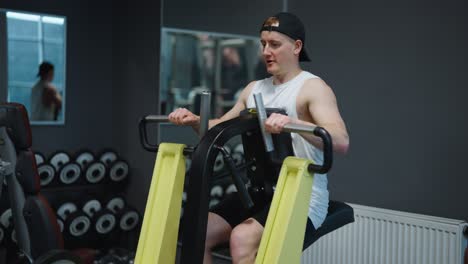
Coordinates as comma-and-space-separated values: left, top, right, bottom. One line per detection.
0, 148, 141, 259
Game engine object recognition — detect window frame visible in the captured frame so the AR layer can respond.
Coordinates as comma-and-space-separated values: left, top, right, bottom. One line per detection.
1, 9, 67, 126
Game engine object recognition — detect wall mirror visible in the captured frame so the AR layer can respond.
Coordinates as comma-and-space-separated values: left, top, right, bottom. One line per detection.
159, 27, 269, 117
0, 10, 67, 125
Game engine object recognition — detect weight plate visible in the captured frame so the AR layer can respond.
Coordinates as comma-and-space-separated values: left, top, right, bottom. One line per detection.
34, 152, 45, 165
209, 199, 220, 208
59, 163, 81, 185
99, 151, 118, 166
85, 162, 106, 183
213, 154, 224, 172
49, 152, 71, 171
233, 143, 244, 154
83, 200, 102, 217
109, 161, 129, 182
119, 211, 139, 231
95, 212, 116, 234
75, 151, 95, 169
57, 203, 77, 220
38, 164, 56, 186
57, 218, 64, 233
231, 152, 244, 166
0, 209, 12, 228
208, 199, 220, 208
69, 215, 91, 237
210, 185, 223, 198
106, 197, 125, 213
225, 184, 237, 195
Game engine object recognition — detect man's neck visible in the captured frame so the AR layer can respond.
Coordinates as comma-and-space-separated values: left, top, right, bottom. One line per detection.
272, 67, 302, 85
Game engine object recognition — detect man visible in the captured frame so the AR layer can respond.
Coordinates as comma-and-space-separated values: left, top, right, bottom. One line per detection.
30, 61, 62, 121
169, 12, 349, 264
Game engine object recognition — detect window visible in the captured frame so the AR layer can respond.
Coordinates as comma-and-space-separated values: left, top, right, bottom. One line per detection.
1, 10, 66, 125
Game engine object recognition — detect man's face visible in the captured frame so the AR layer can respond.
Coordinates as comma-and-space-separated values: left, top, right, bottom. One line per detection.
260, 31, 300, 75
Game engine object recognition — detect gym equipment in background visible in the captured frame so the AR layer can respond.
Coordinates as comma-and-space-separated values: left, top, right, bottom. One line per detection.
0, 102, 95, 264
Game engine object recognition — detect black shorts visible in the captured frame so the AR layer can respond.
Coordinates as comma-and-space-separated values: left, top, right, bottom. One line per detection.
210, 191, 317, 250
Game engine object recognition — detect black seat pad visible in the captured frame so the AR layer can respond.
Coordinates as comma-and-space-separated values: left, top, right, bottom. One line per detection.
302, 200, 354, 250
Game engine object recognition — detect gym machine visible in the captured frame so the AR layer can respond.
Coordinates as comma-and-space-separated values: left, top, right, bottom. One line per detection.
136, 92, 354, 263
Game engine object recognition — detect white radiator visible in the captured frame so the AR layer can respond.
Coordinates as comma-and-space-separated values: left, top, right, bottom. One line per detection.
302, 203, 468, 264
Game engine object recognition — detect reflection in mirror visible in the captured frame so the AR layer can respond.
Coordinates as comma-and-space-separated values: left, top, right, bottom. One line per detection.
1, 10, 66, 125
160, 28, 269, 117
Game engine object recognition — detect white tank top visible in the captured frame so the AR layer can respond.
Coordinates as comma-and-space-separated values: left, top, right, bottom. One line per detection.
246, 71, 329, 229
30, 80, 55, 121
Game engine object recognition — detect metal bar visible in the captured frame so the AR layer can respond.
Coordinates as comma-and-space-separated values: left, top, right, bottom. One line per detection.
199, 91, 211, 137
253, 93, 274, 152
283, 123, 317, 134
144, 115, 169, 122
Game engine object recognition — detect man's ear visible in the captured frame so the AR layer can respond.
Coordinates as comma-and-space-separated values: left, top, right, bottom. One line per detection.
294, 40, 303, 56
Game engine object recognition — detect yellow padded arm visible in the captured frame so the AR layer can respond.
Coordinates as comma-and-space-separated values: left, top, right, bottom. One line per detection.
256, 157, 314, 264
135, 143, 186, 264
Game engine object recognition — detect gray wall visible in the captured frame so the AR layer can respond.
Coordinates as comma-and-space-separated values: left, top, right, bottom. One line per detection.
0, 1, 115, 156
111, 1, 161, 212
289, 0, 468, 220
163, 0, 283, 36
163, 0, 468, 221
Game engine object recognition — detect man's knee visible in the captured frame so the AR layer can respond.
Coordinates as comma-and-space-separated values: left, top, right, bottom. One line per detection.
229, 219, 263, 260
205, 213, 232, 250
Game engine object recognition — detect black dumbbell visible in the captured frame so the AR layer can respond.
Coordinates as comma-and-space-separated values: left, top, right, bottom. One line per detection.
108, 160, 129, 183
84, 161, 107, 184
83, 200, 116, 235
37, 163, 57, 187
57, 202, 91, 239
57, 162, 82, 185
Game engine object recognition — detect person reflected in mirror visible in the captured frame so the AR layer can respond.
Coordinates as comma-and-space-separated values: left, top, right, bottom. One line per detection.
221, 47, 246, 98
216, 47, 247, 115
30, 61, 62, 121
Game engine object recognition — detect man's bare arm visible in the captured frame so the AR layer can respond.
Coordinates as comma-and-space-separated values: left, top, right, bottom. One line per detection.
264, 78, 349, 154
207, 81, 256, 129
299, 79, 349, 154
168, 81, 256, 134
43, 84, 62, 109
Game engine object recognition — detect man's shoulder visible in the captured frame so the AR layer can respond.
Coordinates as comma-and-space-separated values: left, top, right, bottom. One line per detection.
243, 80, 259, 93
298, 76, 334, 104
43, 82, 58, 93
237, 80, 259, 104
302, 77, 327, 92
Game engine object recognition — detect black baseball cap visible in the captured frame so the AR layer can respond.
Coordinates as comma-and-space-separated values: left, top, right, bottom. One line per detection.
260, 12, 311, 62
